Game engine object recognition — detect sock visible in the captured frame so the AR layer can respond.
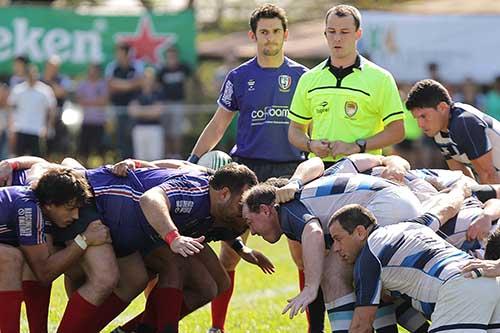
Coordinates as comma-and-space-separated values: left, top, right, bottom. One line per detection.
211, 270, 235, 330
394, 298, 430, 333
57, 291, 98, 333
326, 292, 356, 333
308, 287, 325, 333
154, 287, 183, 333
0, 290, 23, 333
142, 287, 159, 329
120, 312, 144, 332
91, 292, 129, 332
373, 301, 398, 333
22, 280, 51, 333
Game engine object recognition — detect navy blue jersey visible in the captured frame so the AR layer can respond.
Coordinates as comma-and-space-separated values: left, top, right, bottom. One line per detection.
218, 57, 307, 162
434, 102, 500, 172
11, 170, 27, 186
85, 167, 239, 256
0, 186, 48, 246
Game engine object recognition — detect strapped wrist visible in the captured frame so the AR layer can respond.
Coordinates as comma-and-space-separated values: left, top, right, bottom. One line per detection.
164, 229, 181, 245
74, 234, 88, 250
187, 154, 200, 164
8, 160, 20, 171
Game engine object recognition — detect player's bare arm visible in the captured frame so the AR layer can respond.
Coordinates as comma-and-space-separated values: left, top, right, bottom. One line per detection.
190, 106, 235, 159
471, 151, 500, 184
288, 120, 330, 158
140, 187, 205, 257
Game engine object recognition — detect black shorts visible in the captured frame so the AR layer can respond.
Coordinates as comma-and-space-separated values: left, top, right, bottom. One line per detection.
51, 200, 101, 246
232, 157, 301, 182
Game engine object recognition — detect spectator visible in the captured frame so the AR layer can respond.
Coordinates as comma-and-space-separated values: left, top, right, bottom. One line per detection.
7, 64, 56, 157
485, 76, 500, 121
129, 67, 164, 160
75, 63, 109, 165
9, 55, 29, 88
156, 47, 192, 158
105, 42, 144, 159
455, 77, 485, 109
42, 55, 73, 156
0, 79, 9, 159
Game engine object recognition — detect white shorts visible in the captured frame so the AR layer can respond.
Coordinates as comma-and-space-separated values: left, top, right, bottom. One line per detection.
132, 124, 165, 160
430, 276, 500, 332
367, 186, 423, 227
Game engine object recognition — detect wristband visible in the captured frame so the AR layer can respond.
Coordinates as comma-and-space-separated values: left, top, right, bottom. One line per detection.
306, 139, 312, 153
187, 154, 200, 164
8, 161, 20, 171
134, 160, 142, 168
289, 177, 304, 190
164, 229, 181, 245
74, 234, 88, 250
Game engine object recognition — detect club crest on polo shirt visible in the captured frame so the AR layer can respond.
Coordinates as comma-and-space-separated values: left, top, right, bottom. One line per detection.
345, 101, 358, 117
247, 79, 256, 91
278, 75, 292, 92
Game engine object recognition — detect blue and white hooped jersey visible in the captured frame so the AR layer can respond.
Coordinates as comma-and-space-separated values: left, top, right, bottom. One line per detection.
433, 102, 500, 172
218, 57, 307, 162
300, 173, 396, 230
354, 217, 473, 319
0, 186, 48, 246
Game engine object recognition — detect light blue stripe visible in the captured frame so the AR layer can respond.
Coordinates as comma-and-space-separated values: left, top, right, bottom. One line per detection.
331, 310, 354, 321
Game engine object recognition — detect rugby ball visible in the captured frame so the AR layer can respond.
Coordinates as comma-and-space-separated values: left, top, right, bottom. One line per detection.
197, 150, 232, 170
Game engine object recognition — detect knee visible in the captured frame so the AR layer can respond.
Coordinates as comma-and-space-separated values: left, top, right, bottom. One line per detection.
87, 265, 119, 293
217, 272, 231, 296
219, 246, 241, 271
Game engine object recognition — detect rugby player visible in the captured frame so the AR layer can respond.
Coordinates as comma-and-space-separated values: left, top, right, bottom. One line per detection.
329, 185, 500, 333
242, 172, 423, 332
0, 168, 110, 333
406, 79, 500, 184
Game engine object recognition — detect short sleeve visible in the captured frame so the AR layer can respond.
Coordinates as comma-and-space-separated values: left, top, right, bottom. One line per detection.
451, 114, 491, 160
279, 200, 317, 242
354, 243, 382, 306
379, 73, 404, 126
14, 199, 46, 246
404, 213, 441, 232
44, 86, 57, 109
288, 75, 313, 125
324, 158, 359, 176
7, 86, 18, 106
217, 71, 239, 112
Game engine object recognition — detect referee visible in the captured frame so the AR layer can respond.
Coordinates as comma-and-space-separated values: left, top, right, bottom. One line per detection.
287, 5, 405, 168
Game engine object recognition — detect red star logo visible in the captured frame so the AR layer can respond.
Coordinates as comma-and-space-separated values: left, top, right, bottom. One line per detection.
117, 17, 175, 64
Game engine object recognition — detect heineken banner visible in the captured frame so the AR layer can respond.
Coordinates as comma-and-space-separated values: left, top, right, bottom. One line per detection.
0, 7, 196, 75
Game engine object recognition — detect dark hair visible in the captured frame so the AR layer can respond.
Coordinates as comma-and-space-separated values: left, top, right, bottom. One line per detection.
249, 3, 288, 34
32, 168, 92, 207
14, 55, 30, 64
405, 79, 452, 110
116, 42, 131, 54
325, 4, 362, 30
242, 184, 277, 213
328, 204, 377, 234
210, 163, 258, 195
485, 229, 500, 260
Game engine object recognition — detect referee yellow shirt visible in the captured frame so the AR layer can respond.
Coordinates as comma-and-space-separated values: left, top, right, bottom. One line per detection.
289, 56, 404, 161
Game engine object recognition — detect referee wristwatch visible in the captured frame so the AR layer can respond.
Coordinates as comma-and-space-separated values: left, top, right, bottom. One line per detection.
355, 139, 367, 153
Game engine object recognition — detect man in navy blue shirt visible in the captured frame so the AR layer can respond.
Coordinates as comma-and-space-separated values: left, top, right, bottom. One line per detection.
406, 79, 500, 184
187, 4, 323, 332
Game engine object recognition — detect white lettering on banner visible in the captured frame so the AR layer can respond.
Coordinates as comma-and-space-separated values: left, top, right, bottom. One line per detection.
2, 18, 105, 64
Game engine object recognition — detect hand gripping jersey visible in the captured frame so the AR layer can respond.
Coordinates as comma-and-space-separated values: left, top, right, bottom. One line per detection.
0, 186, 48, 246
278, 173, 422, 248
354, 217, 473, 319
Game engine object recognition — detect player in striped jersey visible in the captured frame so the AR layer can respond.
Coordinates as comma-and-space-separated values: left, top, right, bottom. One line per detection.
242, 172, 422, 332
329, 182, 500, 333
406, 79, 500, 184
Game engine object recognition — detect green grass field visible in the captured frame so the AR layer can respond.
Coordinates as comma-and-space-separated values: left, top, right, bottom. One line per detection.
22, 236, 408, 332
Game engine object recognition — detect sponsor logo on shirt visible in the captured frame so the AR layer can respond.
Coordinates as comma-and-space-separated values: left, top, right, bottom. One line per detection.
344, 101, 358, 117
251, 105, 290, 125
18, 208, 33, 237
278, 75, 292, 92
247, 79, 255, 91
221, 80, 234, 105
314, 101, 329, 114
175, 200, 194, 214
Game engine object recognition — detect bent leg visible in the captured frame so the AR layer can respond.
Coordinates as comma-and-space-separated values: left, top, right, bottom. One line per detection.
0, 244, 24, 333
